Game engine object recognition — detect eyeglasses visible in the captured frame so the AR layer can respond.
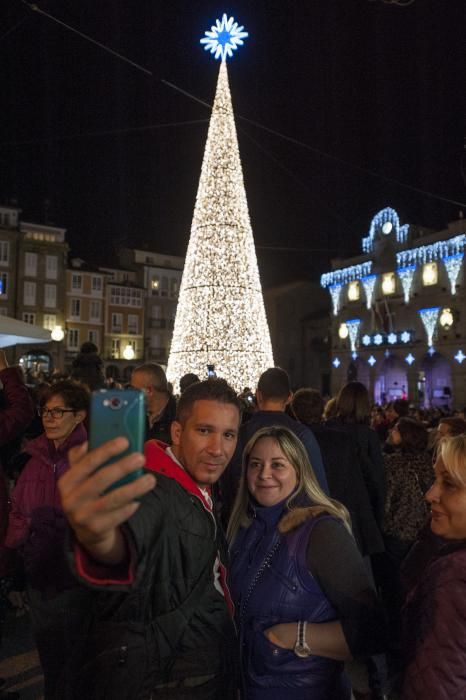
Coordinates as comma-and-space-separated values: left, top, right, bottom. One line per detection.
38, 407, 76, 420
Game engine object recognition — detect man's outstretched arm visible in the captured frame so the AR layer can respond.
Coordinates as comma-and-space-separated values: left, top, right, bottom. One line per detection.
59, 437, 156, 565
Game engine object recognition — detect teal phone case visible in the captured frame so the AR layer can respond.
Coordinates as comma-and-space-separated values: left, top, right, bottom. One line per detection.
89, 389, 146, 492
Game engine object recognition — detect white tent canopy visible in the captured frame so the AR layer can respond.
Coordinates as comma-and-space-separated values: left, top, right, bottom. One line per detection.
0, 315, 51, 348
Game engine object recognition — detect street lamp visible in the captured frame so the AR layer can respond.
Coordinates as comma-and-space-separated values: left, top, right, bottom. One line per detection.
123, 344, 135, 360
51, 325, 65, 342
338, 323, 348, 339
439, 308, 454, 330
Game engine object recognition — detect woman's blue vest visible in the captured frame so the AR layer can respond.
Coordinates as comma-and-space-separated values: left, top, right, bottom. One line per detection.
230, 501, 350, 700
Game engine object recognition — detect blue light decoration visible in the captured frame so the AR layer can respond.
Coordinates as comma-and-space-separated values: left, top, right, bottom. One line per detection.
405, 353, 415, 365
396, 233, 466, 268
387, 332, 397, 345
362, 334, 371, 346
455, 350, 466, 364
362, 207, 409, 253
443, 253, 464, 294
329, 284, 342, 316
428, 346, 436, 357
200, 14, 249, 60
361, 275, 377, 310
352, 351, 358, 360
418, 307, 440, 348
368, 355, 376, 366
346, 319, 361, 353
397, 265, 416, 304
400, 331, 411, 344
321, 261, 373, 289
373, 333, 383, 346
333, 357, 341, 368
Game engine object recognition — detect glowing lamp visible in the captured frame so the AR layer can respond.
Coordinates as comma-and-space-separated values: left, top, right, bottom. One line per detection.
51, 326, 65, 342
123, 344, 135, 360
382, 272, 396, 295
348, 281, 360, 301
338, 323, 349, 339
422, 262, 438, 286
439, 308, 454, 330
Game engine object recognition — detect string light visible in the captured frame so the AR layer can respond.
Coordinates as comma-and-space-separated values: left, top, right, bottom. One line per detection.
329, 284, 342, 316
346, 319, 361, 353
167, 57, 273, 392
397, 265, 416, 303
443, 253, 464, 294
361, 275, 377, 309
418, 307, 440, 348
321, 261, 373, 289
396, 234, 466, 268
362, 207, 409, 253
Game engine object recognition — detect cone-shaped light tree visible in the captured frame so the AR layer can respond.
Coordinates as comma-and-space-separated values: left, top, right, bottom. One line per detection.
167, 15, 274, 391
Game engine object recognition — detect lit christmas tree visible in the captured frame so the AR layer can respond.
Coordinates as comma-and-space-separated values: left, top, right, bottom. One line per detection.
167, 15, 274, 391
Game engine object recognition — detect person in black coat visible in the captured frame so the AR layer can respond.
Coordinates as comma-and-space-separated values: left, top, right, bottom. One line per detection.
70, 342, 105, 391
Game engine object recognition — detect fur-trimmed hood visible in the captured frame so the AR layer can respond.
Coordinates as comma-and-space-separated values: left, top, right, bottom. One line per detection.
278, 506, 331, 534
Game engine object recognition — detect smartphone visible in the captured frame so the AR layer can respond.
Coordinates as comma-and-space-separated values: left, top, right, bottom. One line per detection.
89, 388, 146, 492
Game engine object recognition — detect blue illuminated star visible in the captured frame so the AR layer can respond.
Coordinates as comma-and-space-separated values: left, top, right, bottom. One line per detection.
387, 333, 397, 345
362, 334, 371, 346
400, 331, 411, 343
373, 333, 383, 346
405, 353, 415, 365
368, 355, 376, 367
455, 350, 466, 364
200, 14, 249, 60
333, 357, 341, 368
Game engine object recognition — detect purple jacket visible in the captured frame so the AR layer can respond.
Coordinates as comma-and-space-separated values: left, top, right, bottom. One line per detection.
5, 424, 87, 592
401, 536, 466, 699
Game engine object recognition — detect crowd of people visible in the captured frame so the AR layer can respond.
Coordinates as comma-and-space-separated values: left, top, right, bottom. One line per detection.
0, 343, 465, 699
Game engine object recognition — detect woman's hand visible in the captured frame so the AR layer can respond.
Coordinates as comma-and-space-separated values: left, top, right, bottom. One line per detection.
264, 623, 296, 649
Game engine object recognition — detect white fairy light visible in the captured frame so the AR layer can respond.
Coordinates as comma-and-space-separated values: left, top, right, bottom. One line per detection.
418, 307, 440, 349
362, 207, 409, 253
346, 319, 361, 353
361, 275, 377, 309
329, 284, 342, 316
166, 59, 273, 392
396, 234, 466, 268
443, 253, 464, 295
397, 265, 416, 303
321, 261, 373, 288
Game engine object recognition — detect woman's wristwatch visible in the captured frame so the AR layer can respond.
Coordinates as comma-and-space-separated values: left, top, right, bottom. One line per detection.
294, 620, 312, 657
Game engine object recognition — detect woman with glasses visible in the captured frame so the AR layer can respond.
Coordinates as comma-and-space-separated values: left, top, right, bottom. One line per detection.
5, 380, 91, 699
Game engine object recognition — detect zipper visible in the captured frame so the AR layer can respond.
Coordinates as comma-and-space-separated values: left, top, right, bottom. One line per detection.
239, 535, 282, 627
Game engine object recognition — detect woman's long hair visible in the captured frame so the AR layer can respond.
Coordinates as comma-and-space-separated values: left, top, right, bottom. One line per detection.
440, 434, 466, 487
335, 381, 371, 425
227, 425, 351, 544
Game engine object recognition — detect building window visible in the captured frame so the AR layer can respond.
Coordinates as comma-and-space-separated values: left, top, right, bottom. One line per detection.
347, 281, 360, 301
68, 329, 79, 350
88, 330, 99, 347
45, 255, 58, 280
151, 277, 160, 295
111, 313, 122, 332
382, 272, 396, 295
90, 300, 101, 321
111, 338, 121, 358
91, 276, 102, 292
0, 241, 9, 266
44, 284, 57, 308
24, 252, 38, 277
72, 274, 82, 290
0, 272, 8, 297
70, 298, 81, 319
23, 312, 36, 325
128, 314, 139, 335
422, 262, 438, 286
170, 278, 178, 297
23, 281, 36, 306
43, 314, 56, 331
161, 277, 168, 297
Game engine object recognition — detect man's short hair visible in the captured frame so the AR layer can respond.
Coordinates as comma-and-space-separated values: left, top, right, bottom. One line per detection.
176, 378, 241, 424
257, 367, 291, 402
291, 388, 324, 425
179, 373, 200, 394
392, 399, 409, 418
133, 363, 168, 393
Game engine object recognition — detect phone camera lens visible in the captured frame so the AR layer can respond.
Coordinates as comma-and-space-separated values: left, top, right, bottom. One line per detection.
110, 397, 121, 409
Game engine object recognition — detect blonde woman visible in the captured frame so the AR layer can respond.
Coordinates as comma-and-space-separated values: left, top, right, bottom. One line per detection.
401, 434, 466, 700
228, 426, 386, 700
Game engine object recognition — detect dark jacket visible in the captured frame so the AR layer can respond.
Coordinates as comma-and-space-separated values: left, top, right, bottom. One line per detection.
309, 423, 384, 555
70, 352, 105, 391
69, 441, 238, 700
326, 419, 386, 539
145, 393, 177, 444
5, 424, 87, 592
401, 534, 466, 700
230, 504, 350, 700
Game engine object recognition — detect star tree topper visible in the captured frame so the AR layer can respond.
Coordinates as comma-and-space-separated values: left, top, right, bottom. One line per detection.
200, 14, 248, 60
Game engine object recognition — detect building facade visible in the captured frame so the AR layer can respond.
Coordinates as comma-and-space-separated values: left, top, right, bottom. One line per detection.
118, 248, 184, 367
65, 259, 106, 366
321, 207, 466, 409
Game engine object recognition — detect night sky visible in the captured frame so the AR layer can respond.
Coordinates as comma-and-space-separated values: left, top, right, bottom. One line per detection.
1, 0, 465, 286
